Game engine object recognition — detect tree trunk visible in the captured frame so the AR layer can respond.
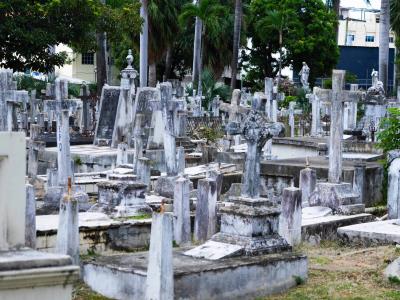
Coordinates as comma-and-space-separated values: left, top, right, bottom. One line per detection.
140, 0, 149, 87
149, 63, 157, 87
193, 5, 202, 88
379, 0, 390, 94
164, 46, 172, 81
198, 29, 204, 98
96, 31, 107, 97
333, 0, 340, 43
230, 0, 242, 90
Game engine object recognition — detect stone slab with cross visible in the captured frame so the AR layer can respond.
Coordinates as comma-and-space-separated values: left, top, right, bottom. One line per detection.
309, 70, 364, 214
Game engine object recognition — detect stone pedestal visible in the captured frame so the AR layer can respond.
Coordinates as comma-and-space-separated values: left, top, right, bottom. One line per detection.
0, 249, 79, 300
95, 181, 151, 217
309, 182, 364, 215
211, 197, 290, 255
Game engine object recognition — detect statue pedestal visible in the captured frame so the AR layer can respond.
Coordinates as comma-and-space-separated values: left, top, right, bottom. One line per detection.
211, 197, 290, 255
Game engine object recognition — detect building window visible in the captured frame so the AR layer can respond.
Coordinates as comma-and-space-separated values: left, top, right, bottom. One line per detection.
81, 53, 94, 65
390, 36, 395, 43
365, 35, 375, 43
349, 34, 355, 41
376, 17, 380, 23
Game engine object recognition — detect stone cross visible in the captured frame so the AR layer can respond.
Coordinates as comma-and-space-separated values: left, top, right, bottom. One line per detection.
27, 124, 45, 179
315, 70, 362, 184
79, 83, 92, 133
0, 69, 15, 131
57, 110, 73, 187
151, 82, 185, 176
227, 110, 284, 198
5, 90, 29, 131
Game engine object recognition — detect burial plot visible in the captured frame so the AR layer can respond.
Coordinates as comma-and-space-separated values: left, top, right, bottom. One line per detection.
94, 86, 121, 146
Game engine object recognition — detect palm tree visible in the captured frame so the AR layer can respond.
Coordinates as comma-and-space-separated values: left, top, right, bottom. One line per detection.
379, 0, 391, 93
140, 0, 148, 87
179, 0, 227, 96
147, 0, 184, 86
255, 10, 288, 87
230, 0, 242, 89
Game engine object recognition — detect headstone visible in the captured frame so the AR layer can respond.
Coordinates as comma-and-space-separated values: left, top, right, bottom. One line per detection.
289, 101, 295, 137
56, 180, 79, 265
27, 124, 45, 179
194, 178, 217, 242
57, 110, 72, 187
388, 150, 400, 219
310, 70, 364, 214
299, 164, 316, 207
173, 177, 191, 245
25, 184, 36, 249
145, 213, 174, 300
0, 132, 26, 250
137, 157, 151, 188
94, 86, 121, 145
111, 50, 138, 148
265, 77, 273, 120
307, 88, 321, 137
176, 146, 185, 175
279, 187, 302, 246
205, 110, 289, 256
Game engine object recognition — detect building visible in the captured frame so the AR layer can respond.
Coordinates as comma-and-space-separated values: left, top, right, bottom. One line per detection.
55, 44, 96, 83
336, 0, 396, 92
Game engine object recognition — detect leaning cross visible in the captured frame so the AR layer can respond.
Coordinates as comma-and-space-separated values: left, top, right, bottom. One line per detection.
315, 70, 363, 184
227, 110, 284, 198
150, 82, 185, 176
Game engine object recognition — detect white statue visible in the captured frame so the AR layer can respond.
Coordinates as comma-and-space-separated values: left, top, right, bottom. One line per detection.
299, 62, 310, 90
371, 69, 379, 88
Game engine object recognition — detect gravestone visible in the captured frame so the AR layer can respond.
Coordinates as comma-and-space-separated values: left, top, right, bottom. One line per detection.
145, 213, 174, 300
388, 150, 400, 219
309, 70, 364, 214
111, 50, 138, 148
94, 86, 121, 146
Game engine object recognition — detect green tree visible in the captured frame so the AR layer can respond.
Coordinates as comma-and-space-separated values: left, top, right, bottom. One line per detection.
391, 0, 400, 85
243, 0, 338, 89
179, 0, 230, 95
0, 0, 102, 72
377, 108, 400, 153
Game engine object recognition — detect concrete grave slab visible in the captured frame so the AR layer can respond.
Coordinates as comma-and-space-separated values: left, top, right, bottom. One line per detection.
184, 241, 243, 260
338, 219, 400, 245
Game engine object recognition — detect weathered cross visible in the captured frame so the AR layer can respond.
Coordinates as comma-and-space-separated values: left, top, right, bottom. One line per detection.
314, 70, 363, 184
227, 109, 284, 198
150, 82, 185, 176
27, 124, 46, 179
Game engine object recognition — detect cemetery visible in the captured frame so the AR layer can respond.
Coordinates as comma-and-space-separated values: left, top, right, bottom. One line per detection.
2, 0, 400, 299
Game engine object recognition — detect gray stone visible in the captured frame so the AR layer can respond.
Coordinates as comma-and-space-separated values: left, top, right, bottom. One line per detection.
25, 184, 36, 249
173, 177, 191, 246
116, 143, 128, 166
137, 157, 151, 189
176, 146, 185, 175
194, 178, 218, 242
184, 240, 243, 260
56, 193, 79, 265
154, 176, 178, 199
57, 110, 72, 187
279, 187, 302, 246
385, 257, 400, 281
299, 167, 316, 207
145, 213, 174, 300
309, 182, 363, 214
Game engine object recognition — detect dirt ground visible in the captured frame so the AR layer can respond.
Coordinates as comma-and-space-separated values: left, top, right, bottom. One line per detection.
73, 243, 400, 300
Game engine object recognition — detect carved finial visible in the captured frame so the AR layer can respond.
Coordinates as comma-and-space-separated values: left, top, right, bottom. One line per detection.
126, 49, 133, 68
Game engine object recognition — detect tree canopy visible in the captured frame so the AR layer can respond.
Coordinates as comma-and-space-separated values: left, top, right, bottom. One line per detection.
0, 0, 102, 72
243, 0, 339, 89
